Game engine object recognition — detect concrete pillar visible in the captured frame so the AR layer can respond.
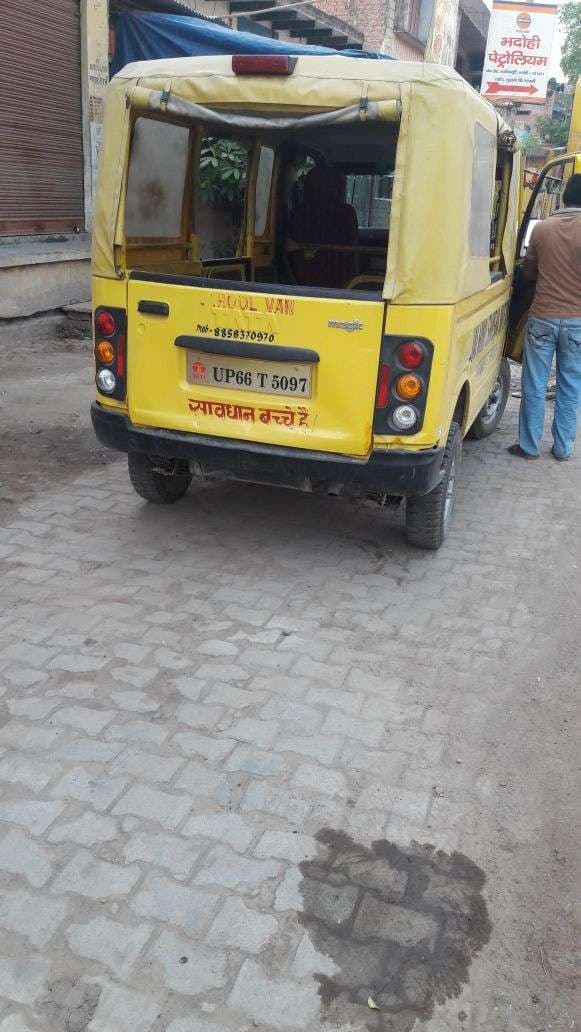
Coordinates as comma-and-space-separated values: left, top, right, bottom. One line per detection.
80, 0, 110, 232
425, 0, 460, 65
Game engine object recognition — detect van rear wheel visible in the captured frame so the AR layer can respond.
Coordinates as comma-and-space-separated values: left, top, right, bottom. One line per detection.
404, 422, 462, 550
467, 358, 511, 440
128, 451, 192, 504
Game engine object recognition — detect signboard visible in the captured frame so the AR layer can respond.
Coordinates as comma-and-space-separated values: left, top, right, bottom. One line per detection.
481, 1, 557, 104
425, 0, 460, 66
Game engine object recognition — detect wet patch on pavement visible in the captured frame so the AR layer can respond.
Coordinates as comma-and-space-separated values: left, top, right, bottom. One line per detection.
299, 830, 491, 1030
37, 976, 101, 1032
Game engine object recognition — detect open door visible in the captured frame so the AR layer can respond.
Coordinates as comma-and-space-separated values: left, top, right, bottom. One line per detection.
507, 152, 581, 361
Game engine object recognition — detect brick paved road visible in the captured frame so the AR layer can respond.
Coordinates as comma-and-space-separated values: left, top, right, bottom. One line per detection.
0, 400, 579, 1032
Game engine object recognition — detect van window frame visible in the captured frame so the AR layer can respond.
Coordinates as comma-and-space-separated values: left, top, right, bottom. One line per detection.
120, 110, 401, 300
195, 131, 253, 263
254, 144, 276, 238
124, 114, 193, 248
469, 122, 497, 259
490, 149, 517, 278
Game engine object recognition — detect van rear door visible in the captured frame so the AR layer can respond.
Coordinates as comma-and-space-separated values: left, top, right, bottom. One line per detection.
127, 276, 385, 457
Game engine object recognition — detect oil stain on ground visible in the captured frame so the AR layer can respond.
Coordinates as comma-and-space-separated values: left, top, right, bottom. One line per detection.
299, 830, 491, 1030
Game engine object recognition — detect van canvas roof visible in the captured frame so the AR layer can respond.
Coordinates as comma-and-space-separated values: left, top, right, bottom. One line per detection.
94, 51, 519, 305
115, 53, 468, 87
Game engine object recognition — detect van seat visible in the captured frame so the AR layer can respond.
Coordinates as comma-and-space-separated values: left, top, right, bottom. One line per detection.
288, 167, 358, 289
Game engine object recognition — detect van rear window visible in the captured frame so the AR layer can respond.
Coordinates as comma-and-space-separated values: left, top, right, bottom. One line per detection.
125, 119, 189, 240
123, 116, 399, 295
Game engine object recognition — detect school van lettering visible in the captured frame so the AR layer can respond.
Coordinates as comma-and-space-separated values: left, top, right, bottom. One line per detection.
213, 293, 258, 313
265, 297, 295, 316
212, 293, 295, 316
469, 302, 509, 362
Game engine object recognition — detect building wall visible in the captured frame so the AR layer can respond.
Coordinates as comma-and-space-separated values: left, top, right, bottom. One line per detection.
316, 0, 488, 77
183, 0, 231, 22
390, 34, 424, 60
313, 0, 394, 52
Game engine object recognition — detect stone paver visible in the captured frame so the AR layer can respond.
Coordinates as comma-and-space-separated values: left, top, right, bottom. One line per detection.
228, 959, 320, 1028
130, 873, 218, 935
0, 954, 50, 1006
88, 983, 161, 1032
206, 895, 278, 952
149, 929, 228, 995
65, 914, 153, 977
52, 849, 141, 899
0, 889, 68, 947
50, 766, 128, 810
0, 395, 578, 1031
112, 783, 191, 829
123, 829, 204, 879
0, 829, 53, 887
48, 811, 118, 846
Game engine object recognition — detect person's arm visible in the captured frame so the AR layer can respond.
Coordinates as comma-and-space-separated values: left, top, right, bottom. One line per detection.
522, 225, 539, 281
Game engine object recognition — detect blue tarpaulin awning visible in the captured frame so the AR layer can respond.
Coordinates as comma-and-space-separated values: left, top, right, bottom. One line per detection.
111, 12, 390, 75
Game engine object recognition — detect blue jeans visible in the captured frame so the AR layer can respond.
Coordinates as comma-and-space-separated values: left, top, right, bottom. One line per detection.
519, 315, 581, 458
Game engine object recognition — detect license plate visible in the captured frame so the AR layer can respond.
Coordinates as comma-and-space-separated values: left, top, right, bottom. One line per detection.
187, 350, 312, 398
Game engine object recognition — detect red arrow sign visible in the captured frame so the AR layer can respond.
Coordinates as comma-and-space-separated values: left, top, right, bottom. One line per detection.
485, 83, 538, 95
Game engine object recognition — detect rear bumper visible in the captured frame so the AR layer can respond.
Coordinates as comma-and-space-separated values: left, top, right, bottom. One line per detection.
91, 403, 444, 497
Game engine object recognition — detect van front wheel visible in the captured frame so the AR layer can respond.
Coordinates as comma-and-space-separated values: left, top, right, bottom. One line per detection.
467, 358, 511, 439
128, 451, 192, 504
404, 422, 462, 550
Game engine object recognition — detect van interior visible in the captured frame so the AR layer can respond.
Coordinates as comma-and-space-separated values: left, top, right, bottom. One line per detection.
124, 115, 398, 294
123, 108, 517, 292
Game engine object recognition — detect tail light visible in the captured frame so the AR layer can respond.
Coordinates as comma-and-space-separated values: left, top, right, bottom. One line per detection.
391, 405, 418, 431
95, 310, 116, 337
395, 373, 422, 400
375, 363, 390, 408
232, 55, 297, 75
94, 306, 127, 401
95, 341, 115, 365
397, 341, 425, 369
374, 335, 434, 436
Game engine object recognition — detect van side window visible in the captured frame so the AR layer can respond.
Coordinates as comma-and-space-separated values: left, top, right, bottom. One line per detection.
125, 119, 189, 239
198, 136, 250, 260
469, 123, 496, 257
529, 157, 575, 220
255, 146, 275, 237
347, 173, 393, 230
519, 157, 576, 256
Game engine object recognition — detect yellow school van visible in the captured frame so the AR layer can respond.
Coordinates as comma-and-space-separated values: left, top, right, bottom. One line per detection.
91, 54, 523, 548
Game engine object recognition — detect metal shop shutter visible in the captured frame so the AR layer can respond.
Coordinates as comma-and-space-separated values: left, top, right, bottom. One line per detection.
0, 0, 85, 235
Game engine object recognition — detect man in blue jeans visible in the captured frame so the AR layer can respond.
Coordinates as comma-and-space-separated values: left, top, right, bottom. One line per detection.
509, 173, 581, 461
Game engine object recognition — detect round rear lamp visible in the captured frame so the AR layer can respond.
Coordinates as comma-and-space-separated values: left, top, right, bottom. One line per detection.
96, 368, 117, 395
96, 311, 116, 337
95, 341, 115, 365
397, 341, 425, 369
395, 373, 422, 400
391, 405, 418, 431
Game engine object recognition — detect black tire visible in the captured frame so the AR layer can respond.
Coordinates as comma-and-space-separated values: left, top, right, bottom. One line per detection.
467, 358, 511, 440
405, 422, 462, 550
128, 451, 192, 504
